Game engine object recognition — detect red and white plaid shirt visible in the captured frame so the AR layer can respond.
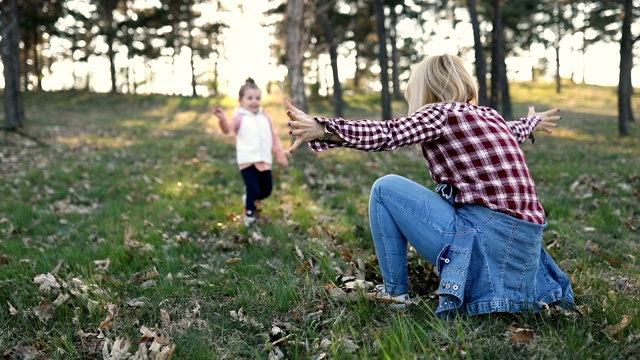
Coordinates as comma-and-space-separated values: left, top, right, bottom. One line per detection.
309, 102, 545, 224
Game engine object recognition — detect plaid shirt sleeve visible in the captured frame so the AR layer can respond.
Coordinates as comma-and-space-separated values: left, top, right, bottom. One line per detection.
308, 106, 448, 152
506, 116, 541, 143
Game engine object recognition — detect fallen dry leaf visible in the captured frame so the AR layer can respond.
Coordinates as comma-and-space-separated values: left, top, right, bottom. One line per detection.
605, 314, 633, 338
32, 300, 53, 323
102, 337, 131, 360
132, 326, 176, 360
124, 227, 154, 252
0, 253, 10, 266
99, 302, 119, 330
576, 304, 592, 316
230, 308, 263, 329
7, 301, 18, 316
161, 308, 171, 328
341, 338, 360, 352
586, 240, 600, 253
33, 273, 60, 294
327, 286, 354, 303
2, 346, 44, 360
94, 259, 110, 272
269, 346, 285, 360
296, 259, 313, 275
506, 325, 535, 344
52, 293, 70, 307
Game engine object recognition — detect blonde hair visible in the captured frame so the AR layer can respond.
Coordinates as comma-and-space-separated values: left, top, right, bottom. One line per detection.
404, 54, 478, 115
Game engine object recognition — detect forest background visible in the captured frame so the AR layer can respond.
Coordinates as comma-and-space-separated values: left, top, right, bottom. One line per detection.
0, 0, 638, 136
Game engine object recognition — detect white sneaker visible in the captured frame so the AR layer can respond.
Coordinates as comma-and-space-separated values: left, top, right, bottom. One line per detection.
372, 284, 410, 311
244, 215, 256, 227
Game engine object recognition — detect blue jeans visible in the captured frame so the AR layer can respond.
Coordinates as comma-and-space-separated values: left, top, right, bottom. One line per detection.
369, 174, 454, 295
369, 174, 574, 316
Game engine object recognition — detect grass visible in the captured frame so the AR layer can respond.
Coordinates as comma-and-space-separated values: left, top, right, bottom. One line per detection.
0, 82, 639, 359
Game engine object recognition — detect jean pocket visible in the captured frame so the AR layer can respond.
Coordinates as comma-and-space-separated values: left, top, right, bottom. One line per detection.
436, 244, 471, 314
437, 245, 470, 293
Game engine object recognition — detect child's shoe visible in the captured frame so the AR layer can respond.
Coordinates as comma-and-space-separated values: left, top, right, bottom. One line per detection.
243, 215, 256, 227
372, 284, 410, 311
243, 194, 262, 219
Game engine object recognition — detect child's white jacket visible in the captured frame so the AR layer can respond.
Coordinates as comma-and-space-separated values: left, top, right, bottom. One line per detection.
230, 107, 287, 170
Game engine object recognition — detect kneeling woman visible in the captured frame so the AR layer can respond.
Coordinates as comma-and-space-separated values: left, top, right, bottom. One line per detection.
284, 54, 573, 317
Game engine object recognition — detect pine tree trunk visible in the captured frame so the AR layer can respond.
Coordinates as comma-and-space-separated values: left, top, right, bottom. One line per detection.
501, 58, 512, 120
468, 0, 488, 106
33, 30, 43, 91
354, 53, 361, 91
489, 0, 503, 111
618, 0, 634, 135
374, 0, 392, 120
286, 0, 308, 112
318, 0, 343, 117
555, 42, 561, 94
389, 10, 401, 100
1, 0, 25, 130
107, 24, 117, 93
187, 0, 197, 97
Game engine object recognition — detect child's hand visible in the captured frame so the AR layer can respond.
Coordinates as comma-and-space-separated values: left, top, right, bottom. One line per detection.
212, 105, 225, 119
529, 105, 562, 134
277, 153, 289, 168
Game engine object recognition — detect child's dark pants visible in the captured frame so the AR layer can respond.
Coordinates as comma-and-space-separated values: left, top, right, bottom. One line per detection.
241, 165, 273, 216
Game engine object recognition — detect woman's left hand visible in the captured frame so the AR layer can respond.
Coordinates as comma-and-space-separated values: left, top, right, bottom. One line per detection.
285, 99, 324, 153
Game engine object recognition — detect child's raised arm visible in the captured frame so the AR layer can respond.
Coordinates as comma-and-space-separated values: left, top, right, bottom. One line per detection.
212, 105, 230, 134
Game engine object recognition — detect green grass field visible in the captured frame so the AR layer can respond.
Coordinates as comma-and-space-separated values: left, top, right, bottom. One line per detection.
1, 83, 639, 359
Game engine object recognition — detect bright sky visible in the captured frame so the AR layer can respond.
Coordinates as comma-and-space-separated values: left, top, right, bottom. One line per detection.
3, 0, 638, 93
215, 0, 284, 94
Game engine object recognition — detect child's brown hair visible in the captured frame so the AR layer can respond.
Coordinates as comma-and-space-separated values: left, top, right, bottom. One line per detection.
239, 77, 260, 100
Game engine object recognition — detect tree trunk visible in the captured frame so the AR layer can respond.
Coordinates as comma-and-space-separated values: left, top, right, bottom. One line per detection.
21, 31, 29, 92
318, 0, 343, 117
187, 0, 197, 97
354, 52, 361, 91
489, 0, 503, 111
131, 57, 137, 94
500, 56, 512, 120
496, 3, 511, 119
618, 0, 634, 135
554, 41, 561, 93
33, 30, 43, 91
554, 15, 562, 94
212, 55, 219, 97
286, 0, 308, 112
1, 0, 25, 130
530, 43, 537, 82
374, 0, 392, 120
468, 0, 488, 106
107, 24, 117, 93
389, 9, 401, 100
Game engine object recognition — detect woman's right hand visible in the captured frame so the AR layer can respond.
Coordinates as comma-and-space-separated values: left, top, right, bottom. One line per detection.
285, 100, 324, 153
529, 105, 562, 134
